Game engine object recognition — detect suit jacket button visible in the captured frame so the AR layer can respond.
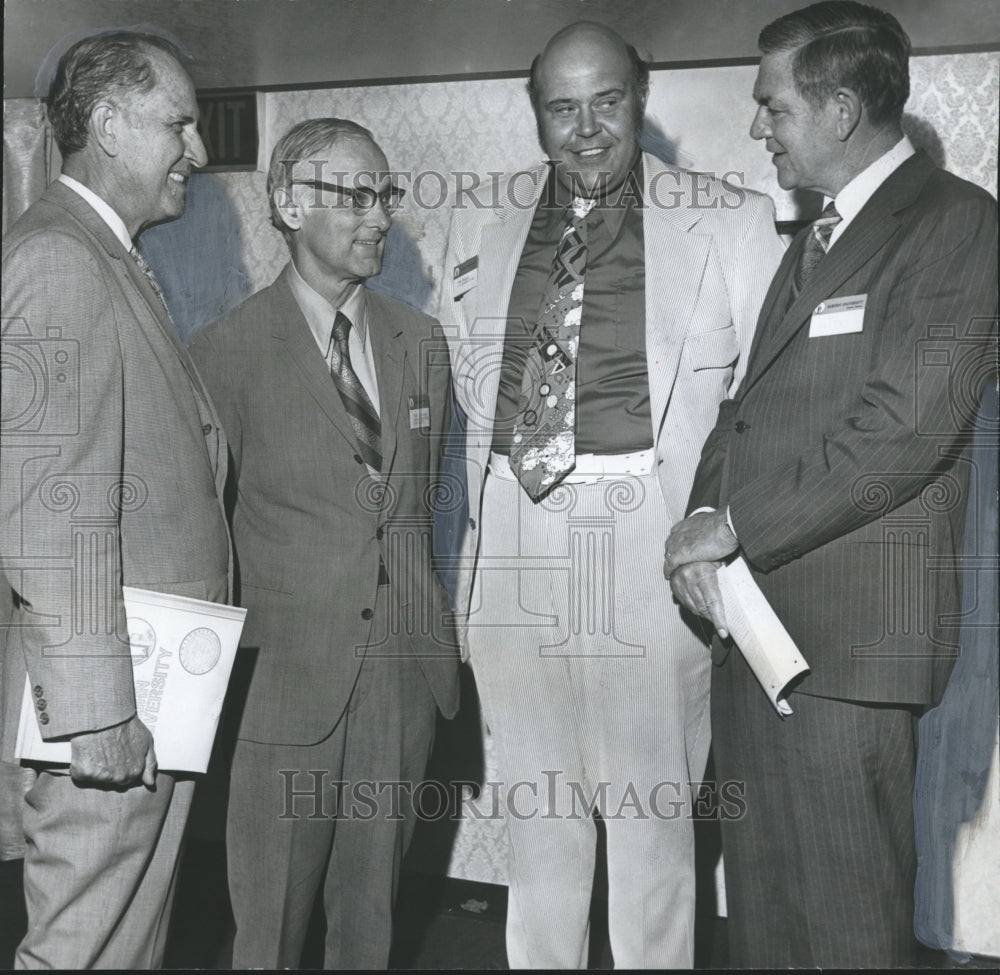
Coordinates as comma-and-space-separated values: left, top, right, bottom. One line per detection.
33, 685, 43, 697
361, 608, 374, 620
202, 423, 213, 435
734, 420, 750, 433
36, 699, 46, 710
469, 517, 477, 530
38, 713, 49, 725
354, 453, 364, 465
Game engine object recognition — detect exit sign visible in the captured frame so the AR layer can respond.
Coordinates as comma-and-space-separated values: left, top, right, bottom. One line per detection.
196, 92, 258, 171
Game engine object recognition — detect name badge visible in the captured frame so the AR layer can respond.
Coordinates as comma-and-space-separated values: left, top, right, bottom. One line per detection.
453, 256, 478, 300
408, 395, 430, 430
809, 294, 867, 337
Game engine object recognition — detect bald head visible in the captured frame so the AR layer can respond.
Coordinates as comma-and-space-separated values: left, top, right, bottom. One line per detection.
528, 21, 649, 197
528, 22, 649, 119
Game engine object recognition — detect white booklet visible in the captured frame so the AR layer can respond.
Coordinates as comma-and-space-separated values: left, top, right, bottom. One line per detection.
15, 587, 247, 773
716, 557, 809, 716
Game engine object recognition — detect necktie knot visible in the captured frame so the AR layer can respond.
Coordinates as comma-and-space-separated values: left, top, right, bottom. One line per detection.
813, 200, 842, 251
569, 196, 596, 222
332, 311, 352, 353
793, 200, 842, 295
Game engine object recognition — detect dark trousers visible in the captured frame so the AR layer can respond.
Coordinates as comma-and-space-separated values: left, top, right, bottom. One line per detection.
713, 650, 922, 968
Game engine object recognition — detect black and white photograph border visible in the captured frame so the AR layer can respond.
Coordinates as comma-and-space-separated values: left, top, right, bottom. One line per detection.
2, 0, 998, 969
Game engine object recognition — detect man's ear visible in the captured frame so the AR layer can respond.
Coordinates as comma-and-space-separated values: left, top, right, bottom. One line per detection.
273, 185, 303, 232
832, 86, 863, 141
89, 101, 120, 157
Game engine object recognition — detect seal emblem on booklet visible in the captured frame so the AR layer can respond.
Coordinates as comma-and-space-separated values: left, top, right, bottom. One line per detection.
15, 587, 247, 773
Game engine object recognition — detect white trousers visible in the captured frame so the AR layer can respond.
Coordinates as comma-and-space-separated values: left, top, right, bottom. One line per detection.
468, 469, 711, 968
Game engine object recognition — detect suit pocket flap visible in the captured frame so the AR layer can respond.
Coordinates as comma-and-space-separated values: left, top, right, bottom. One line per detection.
240, 558, 291, 594
685, 326, 739, 370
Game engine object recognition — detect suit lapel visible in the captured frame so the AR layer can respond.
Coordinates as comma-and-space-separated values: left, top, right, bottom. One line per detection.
641, 154, 712, 442
463, 169, 543, 465
47, 184, 220, 415
270, 273, 360, 451
43, 183, 231, 528
741, 152, 934, 396
367, 290, 406, 477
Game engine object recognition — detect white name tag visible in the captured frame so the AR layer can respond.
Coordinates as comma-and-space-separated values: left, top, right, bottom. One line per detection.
809, 294, 867, 337
408, 395, 430, 430
453, 256, 478, 299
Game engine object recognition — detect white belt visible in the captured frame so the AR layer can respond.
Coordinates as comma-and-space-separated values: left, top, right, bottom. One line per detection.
489, 448, 655, 484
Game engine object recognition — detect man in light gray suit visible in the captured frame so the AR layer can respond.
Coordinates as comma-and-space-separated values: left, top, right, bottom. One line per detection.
441, 21, 783, 968
190, 118, 459, 969
1, 32, 230, 968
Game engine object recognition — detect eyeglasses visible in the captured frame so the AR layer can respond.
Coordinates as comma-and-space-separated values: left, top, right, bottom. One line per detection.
290, 179, 405, 214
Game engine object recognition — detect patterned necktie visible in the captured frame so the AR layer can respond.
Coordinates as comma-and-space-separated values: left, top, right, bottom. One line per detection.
793, 200, 841, 294
329, 311, 382, 472
129, 245, 170, 316
509, 196, 596, 501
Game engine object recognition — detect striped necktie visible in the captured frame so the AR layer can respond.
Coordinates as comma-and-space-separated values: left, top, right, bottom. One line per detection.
793, 200, 841, 294
509, 196, 596, 501
329, 311, 382, 472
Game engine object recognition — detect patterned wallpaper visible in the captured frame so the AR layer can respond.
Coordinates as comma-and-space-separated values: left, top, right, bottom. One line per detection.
179, 51, 999, 329
135, 50, 1000, 883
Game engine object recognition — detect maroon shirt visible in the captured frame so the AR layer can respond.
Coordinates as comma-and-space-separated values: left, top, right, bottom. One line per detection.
493, 158, 652, 455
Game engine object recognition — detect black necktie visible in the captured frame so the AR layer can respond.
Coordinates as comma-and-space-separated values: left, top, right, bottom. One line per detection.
329, 312, 382, 472
793, 201, 842, 294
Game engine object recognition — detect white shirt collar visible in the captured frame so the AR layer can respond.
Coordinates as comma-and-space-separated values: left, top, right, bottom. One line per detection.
58, 174, 133, 252
285, 262, 368, 358
827, 136, 915, 245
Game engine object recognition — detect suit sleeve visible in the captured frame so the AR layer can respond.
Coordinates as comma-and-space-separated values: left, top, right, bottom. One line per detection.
686, 399, 738, 514
189, 324, 243, 486
731, 192, 998, 571
1, 232, 135, 738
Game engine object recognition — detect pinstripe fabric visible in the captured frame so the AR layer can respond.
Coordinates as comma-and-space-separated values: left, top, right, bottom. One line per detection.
695, 152, 999, 703
688, 152, 998, 966
469, 470, 710, 968
713, 653, 920, 968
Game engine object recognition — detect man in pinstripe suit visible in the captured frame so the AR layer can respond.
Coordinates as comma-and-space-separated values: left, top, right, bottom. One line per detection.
441, 22, 782, 968
665, 1, 998, 966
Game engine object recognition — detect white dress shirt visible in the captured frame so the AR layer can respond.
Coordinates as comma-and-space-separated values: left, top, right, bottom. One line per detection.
285, 262, 381, 415
58, 174, 132, 251
826, 136, 915, 248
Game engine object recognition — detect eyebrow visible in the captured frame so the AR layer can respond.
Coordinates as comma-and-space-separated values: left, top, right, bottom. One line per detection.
545, 87, 626, 109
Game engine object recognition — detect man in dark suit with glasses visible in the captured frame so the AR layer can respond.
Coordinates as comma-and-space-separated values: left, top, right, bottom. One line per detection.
190, 117, 459, 969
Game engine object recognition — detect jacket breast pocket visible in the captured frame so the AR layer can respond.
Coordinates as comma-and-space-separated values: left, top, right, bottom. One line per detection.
684, 325, 739, 371
239, 558, 292, 596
